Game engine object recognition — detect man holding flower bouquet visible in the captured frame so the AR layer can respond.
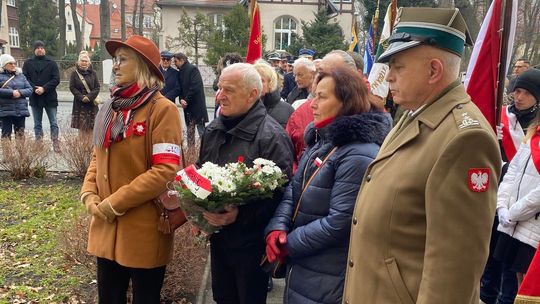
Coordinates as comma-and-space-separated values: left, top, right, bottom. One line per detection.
197, 63, 294, 304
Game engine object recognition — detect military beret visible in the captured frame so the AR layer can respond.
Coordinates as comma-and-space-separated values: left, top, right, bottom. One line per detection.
160, 51, 173, 59
378, 7, 473, 63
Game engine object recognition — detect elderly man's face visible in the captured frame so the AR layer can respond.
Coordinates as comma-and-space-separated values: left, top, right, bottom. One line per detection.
513, 60, 529, 76
294, 65, 315, 89
161, 57, 171, 69
217, 69, 258, 117
385, 47, 432, 111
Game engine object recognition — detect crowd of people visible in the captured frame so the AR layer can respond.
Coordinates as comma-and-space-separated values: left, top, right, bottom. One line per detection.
3, 4, 540, 304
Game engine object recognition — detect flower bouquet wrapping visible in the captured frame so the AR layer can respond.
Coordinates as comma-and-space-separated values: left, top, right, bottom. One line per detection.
172, 157, 287, 234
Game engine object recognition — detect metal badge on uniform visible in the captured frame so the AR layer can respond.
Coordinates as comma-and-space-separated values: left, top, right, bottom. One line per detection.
314, 157, 322, 168
458, 112, 480, 129
468, 168, 490, 192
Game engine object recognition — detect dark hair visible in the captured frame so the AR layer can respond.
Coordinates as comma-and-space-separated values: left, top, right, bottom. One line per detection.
516, 58, 530, 65
315, 67, 371, 116
173, 52, 188, 61
222, 53, 244, 67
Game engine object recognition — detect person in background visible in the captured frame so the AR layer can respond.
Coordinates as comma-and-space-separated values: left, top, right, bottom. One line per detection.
173, 52, 208, 143
23, 40, 61, 152
0, 54, 32, 142
253, 60, 294, 128
69, 51, 101, 136
508, 58, 531, 97
343, 8, 501, 303
199, 63, 293, 304
493, 68, 540, 291
286, 58, 316, 105
281, 57, 297, 100
265, 67, 391, 304
81, 35, 182, 303
159, 50, 180, 103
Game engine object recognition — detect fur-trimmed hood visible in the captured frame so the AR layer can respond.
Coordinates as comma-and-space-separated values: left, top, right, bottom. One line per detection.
0, 67, 23, 75
305, 112, 392, 147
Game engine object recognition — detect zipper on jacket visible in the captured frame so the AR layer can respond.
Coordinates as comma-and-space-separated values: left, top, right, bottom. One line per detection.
511, 154, 531, 236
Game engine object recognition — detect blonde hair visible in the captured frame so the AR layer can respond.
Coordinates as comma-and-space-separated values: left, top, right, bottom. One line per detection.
524, 110, 540, 142
117, 47, 164, 89
253, 59, 278, 92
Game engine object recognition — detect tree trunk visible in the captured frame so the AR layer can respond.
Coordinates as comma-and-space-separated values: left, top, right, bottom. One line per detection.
438, 0, 454, 8
131, 0, 138, 35
100, 0, 111, 59
121, 0, 126, 40
58, 0, 66, 56
82, 0, 86, 50
70, 0, 83, 52
138, 0, 144, 36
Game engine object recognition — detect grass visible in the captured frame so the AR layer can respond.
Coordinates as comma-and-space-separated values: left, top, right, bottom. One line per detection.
0, 173, 92, 303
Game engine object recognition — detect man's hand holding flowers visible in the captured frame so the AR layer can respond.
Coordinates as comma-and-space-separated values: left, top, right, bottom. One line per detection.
203, 205, 239, 226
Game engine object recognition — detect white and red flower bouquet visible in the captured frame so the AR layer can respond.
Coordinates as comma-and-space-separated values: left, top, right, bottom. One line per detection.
171, 157, 287, 234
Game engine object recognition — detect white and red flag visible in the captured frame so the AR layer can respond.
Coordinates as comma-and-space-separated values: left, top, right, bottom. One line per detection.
177, 165, 212, 200
464, 0, 517, 129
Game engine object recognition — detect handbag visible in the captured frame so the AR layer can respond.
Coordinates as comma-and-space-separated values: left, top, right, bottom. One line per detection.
75, 69, 102, 105
260, 146, 338, 278
1, 75, 16, 89
145, 99, 187, 234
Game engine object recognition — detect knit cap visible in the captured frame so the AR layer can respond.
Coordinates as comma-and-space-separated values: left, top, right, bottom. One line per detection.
513, 68, 540, 102
33, 40, 45, 49
0, 54, 16, 68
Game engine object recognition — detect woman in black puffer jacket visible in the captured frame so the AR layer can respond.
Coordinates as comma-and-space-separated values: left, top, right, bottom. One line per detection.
265, 67, 391, 304
0, 54, 32, 140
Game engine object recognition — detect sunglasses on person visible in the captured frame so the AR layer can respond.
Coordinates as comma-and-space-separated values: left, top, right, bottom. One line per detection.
161, 58, 171, 61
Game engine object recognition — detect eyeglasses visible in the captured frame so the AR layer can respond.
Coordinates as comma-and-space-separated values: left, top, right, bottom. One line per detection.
514, 65, 527, 68
161, 58, 171, 61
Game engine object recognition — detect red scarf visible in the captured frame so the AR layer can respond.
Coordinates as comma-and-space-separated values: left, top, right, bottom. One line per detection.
315, 116, 336, 129
531, 126, 540, 174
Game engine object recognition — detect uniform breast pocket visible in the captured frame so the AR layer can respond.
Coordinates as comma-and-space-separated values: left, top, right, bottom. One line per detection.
385, 257, 415, 304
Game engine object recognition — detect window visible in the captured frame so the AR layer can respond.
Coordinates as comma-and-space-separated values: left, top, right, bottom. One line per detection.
9, 27, 19, 47
208, 13, 224, 31
143, 15, 152, 28
113, 28, 119, 33
67, 24, 72, 31
274, 16, 297, 51
7, 0, 16, 7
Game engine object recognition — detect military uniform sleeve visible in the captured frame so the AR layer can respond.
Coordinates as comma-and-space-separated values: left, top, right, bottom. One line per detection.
107, 101, 182, 212
417, 128, 501, 303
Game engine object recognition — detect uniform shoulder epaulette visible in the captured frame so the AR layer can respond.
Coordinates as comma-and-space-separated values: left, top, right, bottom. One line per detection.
452, 103, 481, 130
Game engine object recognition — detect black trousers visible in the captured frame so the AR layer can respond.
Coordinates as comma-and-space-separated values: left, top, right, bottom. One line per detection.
96, 257, 166, 304
1, 116, 25, 139
210, 241, 268, 304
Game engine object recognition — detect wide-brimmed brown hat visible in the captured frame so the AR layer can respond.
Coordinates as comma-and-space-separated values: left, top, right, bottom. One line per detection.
105, 35, 164, 82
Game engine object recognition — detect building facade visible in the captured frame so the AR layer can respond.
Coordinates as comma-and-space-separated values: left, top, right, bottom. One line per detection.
0, 0, 22, 58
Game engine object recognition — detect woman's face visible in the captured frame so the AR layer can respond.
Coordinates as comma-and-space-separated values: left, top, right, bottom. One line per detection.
4, 62, 16, 73
113, 49, 138, 86
261, 75, 270, 95
311, 77, 343, 123
79, 57, 90, 70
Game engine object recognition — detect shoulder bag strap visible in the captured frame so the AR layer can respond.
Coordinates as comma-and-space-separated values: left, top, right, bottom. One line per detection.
1, 75, 16, 89
75, 69, 92, 94
290, 146, 338, 224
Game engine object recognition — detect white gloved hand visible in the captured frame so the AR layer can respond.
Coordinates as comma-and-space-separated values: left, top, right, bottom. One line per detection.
496, 123, 504, 140
498, 208, 514, 227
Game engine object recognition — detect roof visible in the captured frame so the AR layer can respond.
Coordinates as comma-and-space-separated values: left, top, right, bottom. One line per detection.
156, 0, 239, 9
111, 0, 156, 15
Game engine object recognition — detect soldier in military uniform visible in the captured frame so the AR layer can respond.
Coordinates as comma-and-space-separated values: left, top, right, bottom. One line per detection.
342, 8, 501, 304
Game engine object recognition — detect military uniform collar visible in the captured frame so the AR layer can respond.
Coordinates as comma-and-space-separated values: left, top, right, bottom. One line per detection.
415, 79, 469, 129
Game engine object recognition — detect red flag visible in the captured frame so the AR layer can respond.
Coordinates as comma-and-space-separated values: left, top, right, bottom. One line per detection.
464, 0, 517, 130
246, 1, 262, 64
515, 246, 540, 303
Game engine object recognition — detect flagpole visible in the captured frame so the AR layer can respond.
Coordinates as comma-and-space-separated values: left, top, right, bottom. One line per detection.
495, 0, 513, 125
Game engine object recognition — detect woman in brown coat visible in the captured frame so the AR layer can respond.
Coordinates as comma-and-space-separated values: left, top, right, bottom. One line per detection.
69, 51, 100, 135
80, 35, 182, 303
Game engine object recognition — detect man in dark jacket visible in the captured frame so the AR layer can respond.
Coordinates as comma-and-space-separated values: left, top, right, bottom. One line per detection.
23, 40, 61, 152
198, 63, 294, 304
159, 50, 180, 103
173, 52, 208, 143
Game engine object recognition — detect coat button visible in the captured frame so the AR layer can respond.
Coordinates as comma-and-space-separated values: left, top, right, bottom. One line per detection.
352, 217, 357, 225
456, 104, 463, 109
348, 259, 354, 268
366, 174, 372, 182
104, 174, 108, 182
345, 301, 350, 304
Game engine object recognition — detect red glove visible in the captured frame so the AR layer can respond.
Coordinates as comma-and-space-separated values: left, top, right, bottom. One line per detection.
266, 230, 288, 263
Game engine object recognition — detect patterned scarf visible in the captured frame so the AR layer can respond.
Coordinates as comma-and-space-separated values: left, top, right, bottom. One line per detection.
93, 83, 158, 148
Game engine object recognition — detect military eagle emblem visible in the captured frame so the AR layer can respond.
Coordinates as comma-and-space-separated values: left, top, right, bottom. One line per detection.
468, 168, 490, 192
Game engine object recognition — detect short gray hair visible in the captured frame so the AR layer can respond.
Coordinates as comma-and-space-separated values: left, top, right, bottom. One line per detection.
222, 63, 263, 98
326, 50, 356, 70
293, 57, 316, 72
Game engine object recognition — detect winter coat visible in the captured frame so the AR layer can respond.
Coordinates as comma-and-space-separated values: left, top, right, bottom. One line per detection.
198, 101, 294, 250
177, 61, 208, 124
343, 83, 502, 304
159, 66, 180, 102
69, 66, 100, 130
81, 92, 182, 268
262, 90, 294, 128
22, 55, 60, 107
265, 113, 391, 304
497, 141, 540, 249
281, 72, 296, 100
286, 99, 314, 172
286, 86, 309, 105
0, 67, 32, 118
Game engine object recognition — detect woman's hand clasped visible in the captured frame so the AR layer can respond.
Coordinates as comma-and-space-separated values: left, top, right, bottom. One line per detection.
265, 230, 288, 263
